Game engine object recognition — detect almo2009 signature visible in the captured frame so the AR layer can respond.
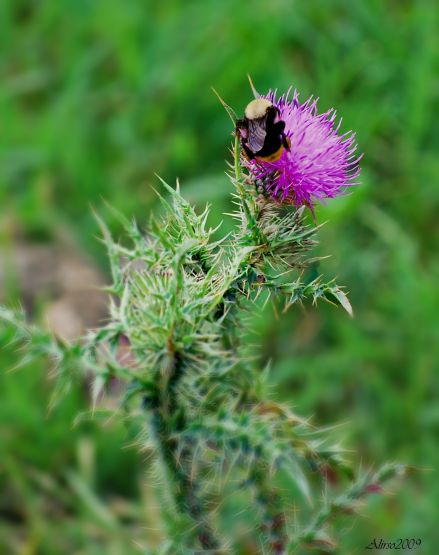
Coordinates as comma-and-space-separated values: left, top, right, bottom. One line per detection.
366, 538, 422, 550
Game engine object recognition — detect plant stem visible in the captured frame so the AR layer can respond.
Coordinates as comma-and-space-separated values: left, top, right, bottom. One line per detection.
234, 134, 254, 228
252, 467, 287, 555
150, 349, 223, 553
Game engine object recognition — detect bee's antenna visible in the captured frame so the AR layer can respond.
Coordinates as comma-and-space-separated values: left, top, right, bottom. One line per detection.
211, 87, 238, 125
247, 74, 260, 98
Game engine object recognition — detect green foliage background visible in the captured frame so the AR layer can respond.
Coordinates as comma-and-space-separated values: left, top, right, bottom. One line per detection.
1, 0, 438, 553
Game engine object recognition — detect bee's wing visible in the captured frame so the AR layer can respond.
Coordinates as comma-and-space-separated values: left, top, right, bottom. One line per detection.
247, 119, 267, 153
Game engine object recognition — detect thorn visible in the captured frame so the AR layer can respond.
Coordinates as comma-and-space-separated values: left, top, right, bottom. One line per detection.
247, 74, 260, 98
211, 87, 238, 124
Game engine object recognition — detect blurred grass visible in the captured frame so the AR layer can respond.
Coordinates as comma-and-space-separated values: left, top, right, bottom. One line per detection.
1, 0, 438, 553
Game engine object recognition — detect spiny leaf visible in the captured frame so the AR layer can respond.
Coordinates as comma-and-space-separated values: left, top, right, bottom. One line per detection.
324, 286, 353, 316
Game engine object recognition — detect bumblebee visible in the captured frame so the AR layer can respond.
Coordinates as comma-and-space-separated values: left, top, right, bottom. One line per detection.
236, 98, 290, 162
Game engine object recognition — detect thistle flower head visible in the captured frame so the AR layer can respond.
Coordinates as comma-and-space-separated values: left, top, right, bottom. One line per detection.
245, 89, 361, 210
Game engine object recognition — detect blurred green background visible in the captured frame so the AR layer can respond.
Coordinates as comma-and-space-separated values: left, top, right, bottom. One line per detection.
1, 0, 438, 553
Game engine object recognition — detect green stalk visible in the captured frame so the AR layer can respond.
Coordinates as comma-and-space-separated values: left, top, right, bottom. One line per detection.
252, 467, 287, 555
150, 348, 223, 553
234, 134, 255, 229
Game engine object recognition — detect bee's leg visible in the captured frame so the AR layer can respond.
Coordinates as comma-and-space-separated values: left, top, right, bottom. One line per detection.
282, 134, 291, 150
272, 121, 290, 150
274, 120, 286, 133
235, 119, 248, 139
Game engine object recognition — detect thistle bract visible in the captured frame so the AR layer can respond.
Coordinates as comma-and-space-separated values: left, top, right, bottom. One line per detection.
247, 89, 361, 209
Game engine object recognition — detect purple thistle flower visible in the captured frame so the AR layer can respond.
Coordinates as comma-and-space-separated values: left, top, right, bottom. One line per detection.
244, 89, 361, 210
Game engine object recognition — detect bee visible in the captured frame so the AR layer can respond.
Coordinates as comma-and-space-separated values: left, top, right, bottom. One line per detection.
236, 98, 290, 162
